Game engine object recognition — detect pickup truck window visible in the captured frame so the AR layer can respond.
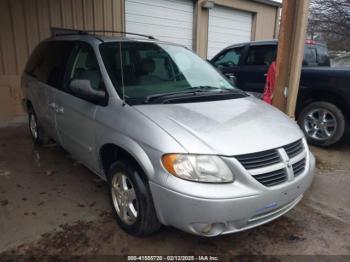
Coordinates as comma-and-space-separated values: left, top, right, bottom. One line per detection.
315, 45, 330, 66
212, 47, 244, 67
245, 45, 276, 66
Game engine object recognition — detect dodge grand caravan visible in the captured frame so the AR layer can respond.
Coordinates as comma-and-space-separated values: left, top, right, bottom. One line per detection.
21, 31, 315, 237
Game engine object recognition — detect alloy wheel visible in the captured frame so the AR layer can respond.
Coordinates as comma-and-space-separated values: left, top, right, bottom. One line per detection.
111, 173, 138, 225
29, 113, 38, 140
303, 108, 337, 141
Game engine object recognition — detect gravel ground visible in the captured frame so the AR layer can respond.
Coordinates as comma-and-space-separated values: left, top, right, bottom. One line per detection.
0, 124, 349, 261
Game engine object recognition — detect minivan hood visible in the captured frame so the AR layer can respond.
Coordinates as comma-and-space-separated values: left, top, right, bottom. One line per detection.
134, 97, 304, 155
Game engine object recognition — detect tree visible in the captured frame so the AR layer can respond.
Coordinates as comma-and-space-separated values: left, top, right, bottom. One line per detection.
308, 0, 350, 51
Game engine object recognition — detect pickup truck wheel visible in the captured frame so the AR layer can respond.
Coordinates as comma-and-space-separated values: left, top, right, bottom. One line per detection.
298, 101, 346, 147
107, 160, 161, 236
28, 109, 50, 145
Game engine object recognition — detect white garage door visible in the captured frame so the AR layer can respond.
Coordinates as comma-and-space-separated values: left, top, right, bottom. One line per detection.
125, 0, 193, 49
207, 6, 252, 59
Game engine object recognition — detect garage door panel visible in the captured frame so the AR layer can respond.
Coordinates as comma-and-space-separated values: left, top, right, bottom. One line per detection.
126, 13, 193, 30
209, 26, 252, 35
210, 8, 252, 21
126, 2, 193, 22
128, 0, 193, 12
126, 24, 192, 41
125, 0, 193, 49
208, 6, 252, 59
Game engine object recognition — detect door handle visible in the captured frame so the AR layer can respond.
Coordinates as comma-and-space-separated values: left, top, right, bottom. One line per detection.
55, 106, 64, 114
224, 73, 237, 84
224, 73, 235, 77
48, 102, 56, 110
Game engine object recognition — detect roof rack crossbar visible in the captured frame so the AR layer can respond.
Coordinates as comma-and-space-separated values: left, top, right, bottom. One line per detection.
51, 27, 157, 40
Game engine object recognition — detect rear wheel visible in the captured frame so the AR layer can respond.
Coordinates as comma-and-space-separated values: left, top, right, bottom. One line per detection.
107, 160, 161, 236
28, 109, 50, 145
297, 101, 346, 147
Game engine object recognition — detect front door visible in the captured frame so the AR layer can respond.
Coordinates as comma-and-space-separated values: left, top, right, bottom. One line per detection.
55, 43, 105, 171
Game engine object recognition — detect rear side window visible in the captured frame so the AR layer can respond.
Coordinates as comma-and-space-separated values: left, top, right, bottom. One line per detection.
25, 43, 46, 78
303, 44, 330, 67
245, 45, 277, 66
25, 41, 74, 89
212, 47, 244, 67
303, 46, 317, 66
316, 45, 330, 66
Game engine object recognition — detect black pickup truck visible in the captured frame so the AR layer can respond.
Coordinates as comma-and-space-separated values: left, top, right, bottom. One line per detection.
210, 40, 350, 147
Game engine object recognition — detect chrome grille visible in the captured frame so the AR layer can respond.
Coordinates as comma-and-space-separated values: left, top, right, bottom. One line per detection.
252, 169, 287, 187
283, 139, 304, 158
235, 149, 280, 170
292, 158, 306, 177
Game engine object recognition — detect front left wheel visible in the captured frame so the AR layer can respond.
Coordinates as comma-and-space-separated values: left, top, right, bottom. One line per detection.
107, 160, 161, 236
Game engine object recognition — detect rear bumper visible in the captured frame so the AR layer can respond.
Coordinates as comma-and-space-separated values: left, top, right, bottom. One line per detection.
150, 153, 315, 236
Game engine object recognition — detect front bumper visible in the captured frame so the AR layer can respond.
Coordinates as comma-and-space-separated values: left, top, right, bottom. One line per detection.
150, 152, 315, 236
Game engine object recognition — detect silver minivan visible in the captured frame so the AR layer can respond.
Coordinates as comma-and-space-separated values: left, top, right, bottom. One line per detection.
21, 31, 315, 237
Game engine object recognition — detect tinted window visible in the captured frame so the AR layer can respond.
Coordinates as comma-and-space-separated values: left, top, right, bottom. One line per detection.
316, 45, 330, 66
303, 44, 330, 67
246, 45, 277, 66
213, 47, 244, 67
24, 43, 46, 78
66, 44, 102, 90
303, 45, 317, 66
25, 41, 74, 88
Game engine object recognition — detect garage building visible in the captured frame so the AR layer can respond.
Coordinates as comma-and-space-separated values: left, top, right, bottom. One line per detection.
0, 0, 280, 121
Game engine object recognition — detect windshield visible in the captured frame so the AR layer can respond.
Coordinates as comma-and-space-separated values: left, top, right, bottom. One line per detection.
99, 42, 236, 103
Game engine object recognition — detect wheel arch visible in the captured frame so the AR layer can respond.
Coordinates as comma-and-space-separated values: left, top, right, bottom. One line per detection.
24, 99, 34, 112
297, 89, 350, 121
98, 138, 155, 182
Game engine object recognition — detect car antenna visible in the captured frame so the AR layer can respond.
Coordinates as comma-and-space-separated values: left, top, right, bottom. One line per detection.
119, 41, 126, 106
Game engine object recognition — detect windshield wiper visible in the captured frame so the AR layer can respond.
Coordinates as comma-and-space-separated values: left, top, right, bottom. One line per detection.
144, 89, 214, 104
144, 86, 245, 104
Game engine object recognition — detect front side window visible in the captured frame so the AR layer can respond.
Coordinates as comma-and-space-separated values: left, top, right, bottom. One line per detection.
212, 47, 244, 68
100, 42, 238, 104
66, 45, 102, 90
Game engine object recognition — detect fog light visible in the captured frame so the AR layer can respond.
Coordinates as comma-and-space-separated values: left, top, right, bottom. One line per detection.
201, 223, 213, 234
191, 222, 226, 236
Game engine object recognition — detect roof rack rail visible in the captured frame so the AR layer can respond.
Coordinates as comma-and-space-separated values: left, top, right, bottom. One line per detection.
86, 30, 157, 40
51, 27, 88, 36
51, 27, 157, 40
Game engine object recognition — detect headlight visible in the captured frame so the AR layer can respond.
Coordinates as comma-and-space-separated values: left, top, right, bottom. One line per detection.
162, 154, 234, 183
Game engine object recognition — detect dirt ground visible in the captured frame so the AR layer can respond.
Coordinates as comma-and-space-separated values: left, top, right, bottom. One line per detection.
0, 124, 349, 260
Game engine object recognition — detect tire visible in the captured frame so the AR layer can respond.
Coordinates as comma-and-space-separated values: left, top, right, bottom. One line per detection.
107, 160, 161, 236
297, 101, 347, 147
28, 109, 50, 145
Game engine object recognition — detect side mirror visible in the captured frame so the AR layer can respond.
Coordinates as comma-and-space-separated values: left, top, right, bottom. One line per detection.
69, 79, 106, 105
